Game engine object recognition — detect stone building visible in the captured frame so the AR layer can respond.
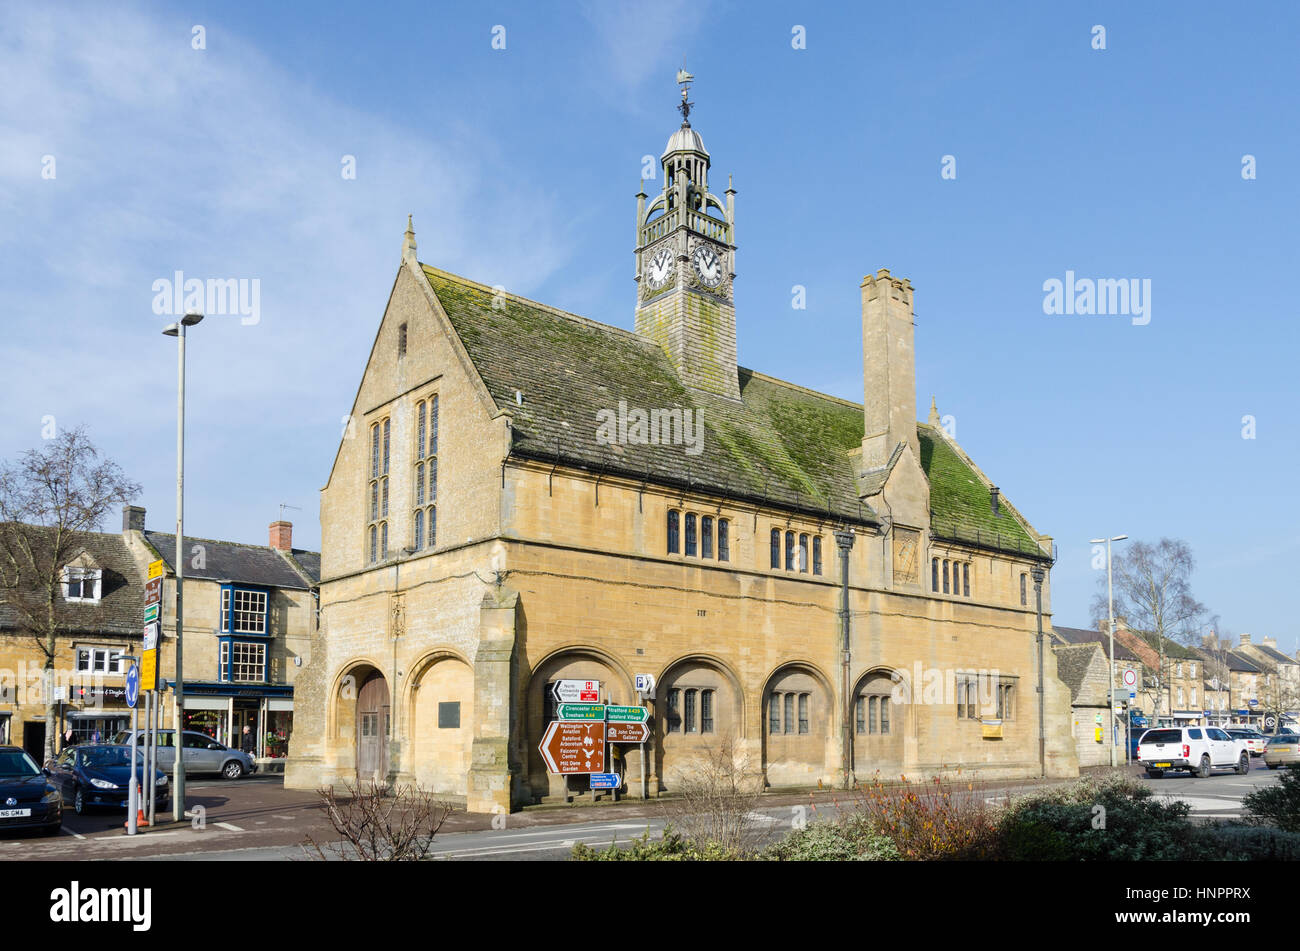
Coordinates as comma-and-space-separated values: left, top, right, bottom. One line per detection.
1051, 642, 1114, 767
0, 508, 317, 766
285, 80, 1078, 811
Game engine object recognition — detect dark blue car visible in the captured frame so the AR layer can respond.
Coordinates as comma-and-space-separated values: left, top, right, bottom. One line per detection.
0, 746, 63, 834
46, 744, 170, 815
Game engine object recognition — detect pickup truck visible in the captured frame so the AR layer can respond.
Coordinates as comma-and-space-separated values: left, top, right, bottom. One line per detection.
1136, 726, 1250, 778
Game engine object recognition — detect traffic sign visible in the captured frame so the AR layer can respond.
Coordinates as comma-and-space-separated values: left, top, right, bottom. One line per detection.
147, 559, 165, 580
125, 664, 140, 708
589, 773, 620, 789
144, 576, 162, 605
1122, 668, 1136, 688
635, 673, 655, 693
143, 621, 160, 651
552, 680, 600, 703
1129, 691, 1136, 700
539, 720, 605, 774
140, 650, 157, 691
144, 604, 159, 623
606, 705, 648, 723
606, 721, 649, 744
556, 703, 604, 721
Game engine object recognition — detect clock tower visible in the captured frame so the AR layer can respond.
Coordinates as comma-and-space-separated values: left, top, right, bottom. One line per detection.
635, 72, 740, 400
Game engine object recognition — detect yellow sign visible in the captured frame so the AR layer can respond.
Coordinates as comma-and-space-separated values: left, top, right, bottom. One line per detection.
148, 559, 165, 580
140, 649, 157, 691
981, 720, 1003, 739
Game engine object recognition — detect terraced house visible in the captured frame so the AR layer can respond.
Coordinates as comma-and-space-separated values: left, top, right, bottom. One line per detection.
285, 83, 1078, 811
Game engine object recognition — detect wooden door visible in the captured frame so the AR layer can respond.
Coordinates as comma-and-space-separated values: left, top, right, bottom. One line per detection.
356, 673, 390, 782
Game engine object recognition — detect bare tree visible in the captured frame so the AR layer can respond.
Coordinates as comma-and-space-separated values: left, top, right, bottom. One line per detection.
661, 737, 764, 855
0, 428, 139, 761
1091, 538, 1206, 723
306, 782, 452, 860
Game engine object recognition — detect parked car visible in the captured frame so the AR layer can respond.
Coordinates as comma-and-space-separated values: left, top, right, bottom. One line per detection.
1136, 726, 1249, 778
44, 744, 169, 815
1264, 733, 1300, 770
1226, 728, 1268, 756
0, 746, 62, 834
110, 729, 255, 780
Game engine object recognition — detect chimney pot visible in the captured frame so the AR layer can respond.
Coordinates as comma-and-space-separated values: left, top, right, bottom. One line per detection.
269, 520, 293, 551
1240, 633, 1251, 646
1263, 636, 1276, 648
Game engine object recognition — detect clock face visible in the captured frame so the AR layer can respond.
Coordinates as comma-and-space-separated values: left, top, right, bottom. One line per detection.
646, 247, 675, 288
692, 245, 723, 288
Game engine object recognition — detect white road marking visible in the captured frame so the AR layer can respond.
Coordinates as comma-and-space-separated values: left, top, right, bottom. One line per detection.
272, 814, 295, 820
214, 822, 244, 832
61, 828, 86, 840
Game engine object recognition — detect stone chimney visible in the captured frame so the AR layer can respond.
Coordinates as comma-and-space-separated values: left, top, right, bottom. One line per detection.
269, 520, 293, 551
1263, 636, 1277, 648
122, 505, 146, 533
861, 268, 919, 470
1240, 633, 1251, 646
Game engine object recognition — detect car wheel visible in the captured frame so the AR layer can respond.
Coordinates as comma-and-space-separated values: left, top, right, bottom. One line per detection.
1196, 755, 1211, 778
222, 760, 245, 780
1236, 753, 1250, 775
73, 788, 86, 815
43, 821, 61, 836
1145, 768, 1164, 778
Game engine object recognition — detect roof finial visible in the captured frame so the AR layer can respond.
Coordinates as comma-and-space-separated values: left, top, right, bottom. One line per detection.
676, 64, 694, 126
928, 395, 941, 427
402, 214, 418, 265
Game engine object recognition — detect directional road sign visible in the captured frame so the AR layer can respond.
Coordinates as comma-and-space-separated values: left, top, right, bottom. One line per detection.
589, 773, 620, 789
539, 720, 605, 774
606, 721, 649, 744
606, 705, 649, 723
634, 673, 655, 693
552, 680, 600, 703
556, 703, 604, 721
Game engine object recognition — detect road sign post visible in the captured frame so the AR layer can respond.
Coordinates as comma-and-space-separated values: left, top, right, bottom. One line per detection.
555, 703, 605, 721
539, 721, 606, 775
551, 680, 600, 704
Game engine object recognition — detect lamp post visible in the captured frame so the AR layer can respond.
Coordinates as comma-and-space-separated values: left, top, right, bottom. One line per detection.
1090, 534, 1128, 767
834, 528, 855, 789
163, 311, 202, 821
1031, 565, 1046, 778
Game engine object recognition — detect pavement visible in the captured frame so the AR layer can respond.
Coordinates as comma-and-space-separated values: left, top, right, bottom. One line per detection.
0, 759, 1284, 860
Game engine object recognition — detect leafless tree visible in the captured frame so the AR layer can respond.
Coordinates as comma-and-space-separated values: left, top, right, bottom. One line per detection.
306, 781, 452, 860
661, 737, 764, 855
1091, 538, 1206, 722
0, 428, 139, 761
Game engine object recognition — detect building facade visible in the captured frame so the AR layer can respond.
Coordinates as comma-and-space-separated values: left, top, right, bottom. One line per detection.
286, 83, 1079, 812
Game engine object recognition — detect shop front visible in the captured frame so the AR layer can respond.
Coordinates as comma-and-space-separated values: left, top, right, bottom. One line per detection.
174, 682, 294, 769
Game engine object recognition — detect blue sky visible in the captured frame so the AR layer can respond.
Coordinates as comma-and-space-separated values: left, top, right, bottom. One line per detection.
1, 1, 1295, 648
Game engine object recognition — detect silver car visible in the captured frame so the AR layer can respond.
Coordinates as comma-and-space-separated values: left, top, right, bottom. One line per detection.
110, 729, 256, 780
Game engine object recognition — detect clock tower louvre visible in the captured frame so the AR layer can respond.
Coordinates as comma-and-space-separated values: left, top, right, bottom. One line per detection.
634, 72, 740, 401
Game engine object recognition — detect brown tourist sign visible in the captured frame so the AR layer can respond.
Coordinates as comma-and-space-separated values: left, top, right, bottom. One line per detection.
539, 720, 606, 774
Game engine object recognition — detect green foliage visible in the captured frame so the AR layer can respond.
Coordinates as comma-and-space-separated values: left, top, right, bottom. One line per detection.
761, 816, 900, 861
1192, 822, 1300, 860
855, 774, 1001, 860
570, 827, 743, 862
1243, 763, 1300, 832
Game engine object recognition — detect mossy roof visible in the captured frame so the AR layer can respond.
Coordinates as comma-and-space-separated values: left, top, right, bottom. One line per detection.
919, 424, 1047, 557
423, 264, 1041, 545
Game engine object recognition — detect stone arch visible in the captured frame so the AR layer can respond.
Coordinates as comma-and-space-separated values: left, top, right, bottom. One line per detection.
326, 659, 391, 784
654, 653, 745, 791
760, 661, 835, 788
327, 658, 387, 752
404, 649, 476, 798
852, 666, 907, 781
525, 646, 635, 802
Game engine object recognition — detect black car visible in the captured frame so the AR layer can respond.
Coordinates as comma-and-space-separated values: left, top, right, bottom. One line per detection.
0, 746, 63, 834
46, 744, 170, 815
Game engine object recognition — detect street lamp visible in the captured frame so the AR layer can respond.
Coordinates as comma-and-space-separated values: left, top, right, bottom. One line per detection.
834, 528, 855, 789
1030, 565, 1046, 778
1091, 534, 1128, 767
163, 311, 202, 821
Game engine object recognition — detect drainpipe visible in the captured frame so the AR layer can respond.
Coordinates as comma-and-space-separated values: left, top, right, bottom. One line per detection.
834, 528, 856, 788
1031, 565, 1046, 778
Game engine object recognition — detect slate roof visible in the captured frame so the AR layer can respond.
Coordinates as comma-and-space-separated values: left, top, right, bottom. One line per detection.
1052, 625, 1142, 663
143, 532, 316, 590
423, 265, 1048, 556
1247, 644, 1297, 667
1226, 649, 1265, 673
1052, 642, 1105, 702
1130, 630, 1201, 661
0, 524, 143, 637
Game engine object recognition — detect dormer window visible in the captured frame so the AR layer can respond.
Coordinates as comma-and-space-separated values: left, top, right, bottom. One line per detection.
62, 566, 102, 603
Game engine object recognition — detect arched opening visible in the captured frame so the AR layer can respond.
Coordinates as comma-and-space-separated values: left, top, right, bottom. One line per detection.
761, 663, 833, 787
852, 668, 905, 781
525, 649, 633, 802
407, 652, 475, 797
334, 662, 389, 786
655, 655, 743, 792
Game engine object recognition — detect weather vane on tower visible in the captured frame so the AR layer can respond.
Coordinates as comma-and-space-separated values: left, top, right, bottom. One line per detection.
676, 64, 694, 126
